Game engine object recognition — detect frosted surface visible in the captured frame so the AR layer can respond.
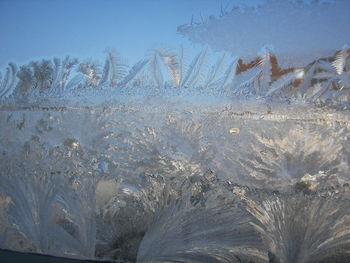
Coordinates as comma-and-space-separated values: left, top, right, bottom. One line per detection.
0, 99, 349, 262
178, 0, 350, 67
0, 0, 350, 262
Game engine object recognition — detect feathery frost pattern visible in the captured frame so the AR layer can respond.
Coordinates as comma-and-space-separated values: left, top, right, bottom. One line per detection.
1, 1, 350, 262
0, 44, 349, 107
0, 100, 349, 262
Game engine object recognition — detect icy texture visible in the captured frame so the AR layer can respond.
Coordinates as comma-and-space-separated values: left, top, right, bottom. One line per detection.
0, 1, 350, 261
0, 99, 349, 262
1, 45, 349, 109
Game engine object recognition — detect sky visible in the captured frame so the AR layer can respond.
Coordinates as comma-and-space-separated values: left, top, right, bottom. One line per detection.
0, 0, 264, 70
1, 0, 343, 71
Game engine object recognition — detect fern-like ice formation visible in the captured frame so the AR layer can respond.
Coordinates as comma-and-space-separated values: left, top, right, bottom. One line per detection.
0, 63, 17, 99
0, 2, 349, 261
235, 188, 350, 263
233, 124, 347, 190
0, 102, 349, 261
0, 45, 349, 108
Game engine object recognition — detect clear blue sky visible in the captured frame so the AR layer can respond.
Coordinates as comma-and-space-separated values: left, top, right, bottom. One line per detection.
0, 0, 263, 69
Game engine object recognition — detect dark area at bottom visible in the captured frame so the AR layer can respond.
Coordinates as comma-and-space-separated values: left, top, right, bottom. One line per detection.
2, 248, 350, 263
0, 249, 118, 263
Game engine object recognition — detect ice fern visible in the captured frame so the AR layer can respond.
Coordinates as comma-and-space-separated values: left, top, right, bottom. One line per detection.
149, 50, 164, 88
100, 49, 127, 87
0, 45, 349, 106
236, 190, 350, 263
312, 46, 350, 101
51, 56, 78, 93
0, 63, 17, 100
266, 69, 303, 97
258, 47, 272, 95
117, 59, 149, 88
149, 47, 237, 90
233, 46, 273, 96
158, 47, 182, 88
0, 172, 95, 258
77, 60, 101, 88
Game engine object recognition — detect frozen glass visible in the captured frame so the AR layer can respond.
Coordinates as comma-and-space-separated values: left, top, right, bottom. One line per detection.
0, 1, 349, 262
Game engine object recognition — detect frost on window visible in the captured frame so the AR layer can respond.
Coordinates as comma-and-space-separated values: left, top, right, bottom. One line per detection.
0, 0, 349, 262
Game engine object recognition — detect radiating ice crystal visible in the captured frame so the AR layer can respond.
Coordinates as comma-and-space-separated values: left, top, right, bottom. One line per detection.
0, 1, 350, 262
0, 99, 349, 262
